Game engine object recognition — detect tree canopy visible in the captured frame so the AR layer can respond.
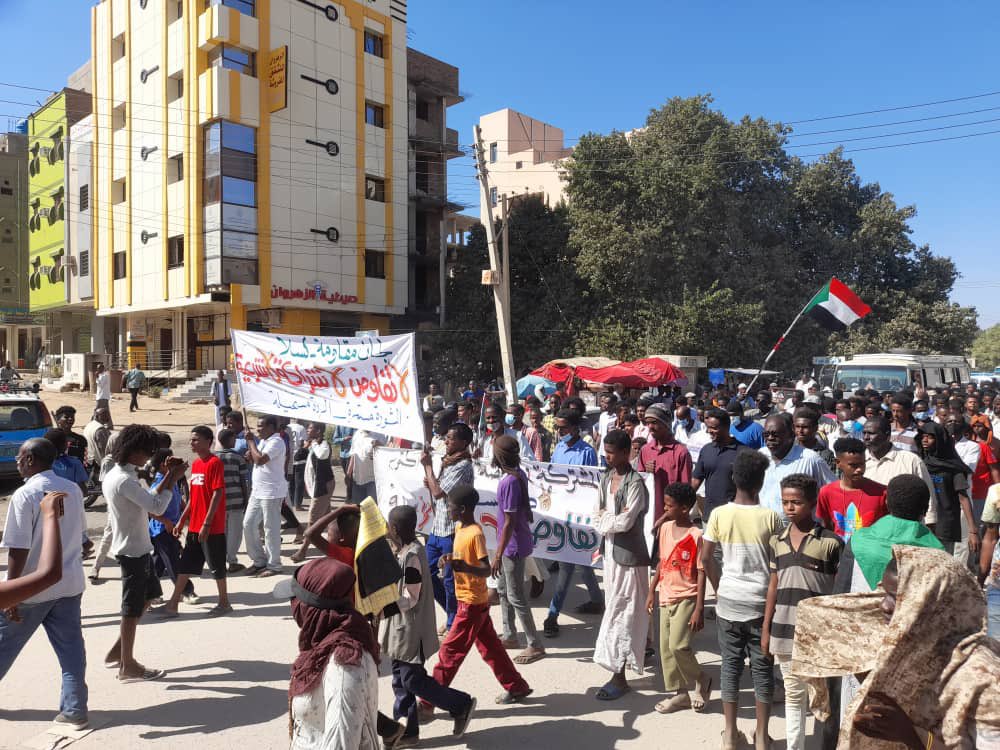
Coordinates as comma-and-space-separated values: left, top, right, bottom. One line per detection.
426, 95, 977, 385
972, 325, 1000, 371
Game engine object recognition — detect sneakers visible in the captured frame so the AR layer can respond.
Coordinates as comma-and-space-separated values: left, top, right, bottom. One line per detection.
575, 601, 605, 615
452, 697, 476, 738
227, 563, 246, 574
543, 617, 559, 637
183, 592, 200, 605
53, 713, 89, 731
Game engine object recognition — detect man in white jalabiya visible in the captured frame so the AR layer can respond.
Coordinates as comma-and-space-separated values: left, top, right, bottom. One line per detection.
591, 429, 651, 701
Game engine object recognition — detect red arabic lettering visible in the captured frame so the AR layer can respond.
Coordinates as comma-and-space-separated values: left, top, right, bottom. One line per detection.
269, 285, 359, 306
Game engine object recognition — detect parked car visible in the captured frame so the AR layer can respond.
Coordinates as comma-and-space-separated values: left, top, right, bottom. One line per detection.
0, 384, 52, 476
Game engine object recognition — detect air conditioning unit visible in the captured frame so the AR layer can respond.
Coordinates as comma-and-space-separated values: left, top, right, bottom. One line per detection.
260, 309, 283, 329
66, 256, 78, 274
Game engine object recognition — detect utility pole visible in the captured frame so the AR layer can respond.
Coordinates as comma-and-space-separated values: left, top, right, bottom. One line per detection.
472, 125, 516, 404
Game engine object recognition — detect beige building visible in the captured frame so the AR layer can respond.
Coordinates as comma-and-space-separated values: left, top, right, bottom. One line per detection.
476, 108, 572, 224
91, 0, 410, 371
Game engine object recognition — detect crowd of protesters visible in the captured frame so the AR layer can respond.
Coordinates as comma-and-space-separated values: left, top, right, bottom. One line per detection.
0, 371, 997, 750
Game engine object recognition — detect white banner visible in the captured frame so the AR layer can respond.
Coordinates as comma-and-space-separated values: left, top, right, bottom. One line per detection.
231, 329, 424, 444
374, 448, 655, 567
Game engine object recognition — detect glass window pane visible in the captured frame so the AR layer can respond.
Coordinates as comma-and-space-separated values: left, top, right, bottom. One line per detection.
205, 122, 221, 154
222, 177, 255, 206
221, 148, 256, 181
204, 174, 221, 204
221, 121, 255, 153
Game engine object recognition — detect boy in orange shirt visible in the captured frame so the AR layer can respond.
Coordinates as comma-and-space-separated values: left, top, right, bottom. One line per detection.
429, 484, 531, 706
647, 482, 711, 713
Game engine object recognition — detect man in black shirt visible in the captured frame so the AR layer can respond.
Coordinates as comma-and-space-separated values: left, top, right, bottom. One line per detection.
54, 405, 87, 464
691, 408, 743, 523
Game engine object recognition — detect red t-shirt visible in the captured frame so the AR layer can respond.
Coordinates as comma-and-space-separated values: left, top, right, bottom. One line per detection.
972, 441, 997, 500
189, 455, 226, 535
816, 478, 888, 542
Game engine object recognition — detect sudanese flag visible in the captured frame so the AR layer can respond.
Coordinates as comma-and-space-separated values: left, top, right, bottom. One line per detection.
804, 278, 871, 331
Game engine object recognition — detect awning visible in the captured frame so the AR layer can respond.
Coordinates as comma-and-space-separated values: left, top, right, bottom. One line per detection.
532, 356, 687, 388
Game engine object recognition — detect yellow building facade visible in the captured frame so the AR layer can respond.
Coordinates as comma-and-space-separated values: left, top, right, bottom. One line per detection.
91, 0, 408, 370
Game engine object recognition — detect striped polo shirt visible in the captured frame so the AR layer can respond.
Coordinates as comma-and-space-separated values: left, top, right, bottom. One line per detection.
767, 523, 843, 657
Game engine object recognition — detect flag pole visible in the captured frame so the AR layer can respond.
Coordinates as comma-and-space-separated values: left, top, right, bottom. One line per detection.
745, 292, 817, 394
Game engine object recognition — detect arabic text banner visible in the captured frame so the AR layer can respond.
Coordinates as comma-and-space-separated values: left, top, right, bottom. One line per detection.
231, 329, 424, 444
374, 448, 654, 567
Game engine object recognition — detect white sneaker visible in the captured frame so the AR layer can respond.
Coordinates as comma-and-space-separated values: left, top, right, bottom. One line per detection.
183, 593, 200, 605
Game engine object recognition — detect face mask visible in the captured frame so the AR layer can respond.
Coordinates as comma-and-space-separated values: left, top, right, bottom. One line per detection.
504, 414, 515, 427
841, 419, 857, 432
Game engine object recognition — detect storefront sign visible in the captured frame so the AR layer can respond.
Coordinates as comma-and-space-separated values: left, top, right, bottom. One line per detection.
270, 285, 359, 306
266, 47, 288, 113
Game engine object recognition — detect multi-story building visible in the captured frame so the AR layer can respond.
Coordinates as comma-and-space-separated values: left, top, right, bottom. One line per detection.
405, 49, 462, 324
476, 108, 572, 224
26, 88, 93, 360
91, 0, 410, 371
0, 132, 38, 366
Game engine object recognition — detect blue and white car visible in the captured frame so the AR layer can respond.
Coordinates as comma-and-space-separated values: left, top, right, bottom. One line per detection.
0, 387, 52, 475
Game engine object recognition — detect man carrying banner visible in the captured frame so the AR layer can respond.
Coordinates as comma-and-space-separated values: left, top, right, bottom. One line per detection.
242, 415, 287, 578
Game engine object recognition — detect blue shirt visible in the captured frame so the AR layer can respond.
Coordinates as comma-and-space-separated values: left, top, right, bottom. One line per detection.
550, 436, 598, 467
148, 471, 184, 537
731, 419, 765, 450
53, 454, 88, 485
758, 444, 836, 517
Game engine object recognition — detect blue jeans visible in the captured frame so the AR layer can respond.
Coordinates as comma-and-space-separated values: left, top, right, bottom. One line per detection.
547, 563, 603, 620
426, 533, 456, 628
717, 615, 773, 705
0, 594, 88, 719
988, 587, 1000, 639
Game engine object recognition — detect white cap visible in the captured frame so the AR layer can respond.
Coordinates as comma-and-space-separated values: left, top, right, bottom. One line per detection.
737, 383, 747, 390
685, 391, 696, 399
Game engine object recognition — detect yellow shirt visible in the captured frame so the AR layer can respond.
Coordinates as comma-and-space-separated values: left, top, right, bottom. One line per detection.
453, 521, 488, 606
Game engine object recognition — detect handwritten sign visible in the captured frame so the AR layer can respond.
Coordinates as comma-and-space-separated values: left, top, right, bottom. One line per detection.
266, 47, 288, 113
231, 329, 424, 444
374, 448, 655, 567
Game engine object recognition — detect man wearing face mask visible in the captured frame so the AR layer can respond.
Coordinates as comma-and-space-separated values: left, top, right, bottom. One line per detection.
506, 404, 543, 462
475, 403, 519, 465
544, 408, 603, 636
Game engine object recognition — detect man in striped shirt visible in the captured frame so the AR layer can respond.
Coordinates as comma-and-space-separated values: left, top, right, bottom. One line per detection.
763, 474, 843, 750
216, 429, 250, 573
890, 393, 919, 454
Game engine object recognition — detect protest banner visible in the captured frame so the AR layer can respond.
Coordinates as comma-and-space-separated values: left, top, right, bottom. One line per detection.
374, 448, 654, 567
231, 329, 424, 444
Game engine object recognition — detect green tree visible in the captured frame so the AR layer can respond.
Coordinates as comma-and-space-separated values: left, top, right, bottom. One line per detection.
971, 324, 1000, 370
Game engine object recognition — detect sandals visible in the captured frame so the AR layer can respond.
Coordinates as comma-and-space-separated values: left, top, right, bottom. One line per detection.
495, 688, 533, 704
498, 637, 520, 650
692, 675, 712, 712
208, 604, 233, 617
654, 693, 692, 713
595, 681, 630, 701
117, 667, 165, 683
513, 648, 545, 664
255, 569, 279, 578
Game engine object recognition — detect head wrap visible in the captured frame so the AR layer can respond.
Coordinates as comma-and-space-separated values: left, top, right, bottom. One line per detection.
917, 421, 969, 477
644, 404, 670, 425
792, 546, 1000, 749
492, 434, 521, 471
289, 558, 379, 699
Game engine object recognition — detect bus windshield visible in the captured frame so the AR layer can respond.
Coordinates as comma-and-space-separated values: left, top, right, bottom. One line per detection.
834, 366, 908, 392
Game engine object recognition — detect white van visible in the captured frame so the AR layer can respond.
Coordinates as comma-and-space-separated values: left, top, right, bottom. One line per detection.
819, 351, 971, 391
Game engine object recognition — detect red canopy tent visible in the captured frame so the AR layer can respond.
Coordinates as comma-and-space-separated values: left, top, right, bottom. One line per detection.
532, 356, 688, 389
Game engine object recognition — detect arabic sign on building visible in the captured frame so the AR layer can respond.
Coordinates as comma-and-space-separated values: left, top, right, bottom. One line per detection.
374, 448, 655, 567
270, 285, 359, 306
231, 329, 423, 444
266, 46, 288, 113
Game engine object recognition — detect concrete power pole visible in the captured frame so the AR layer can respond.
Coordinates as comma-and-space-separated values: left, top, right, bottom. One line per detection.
472, 125, 516, 404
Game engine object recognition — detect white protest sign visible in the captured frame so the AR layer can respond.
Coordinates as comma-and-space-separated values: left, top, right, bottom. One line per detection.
231, 329, 424, 444
374, 448, 655, 567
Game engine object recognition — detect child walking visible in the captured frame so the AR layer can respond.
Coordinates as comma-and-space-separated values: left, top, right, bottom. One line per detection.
702, 450, 784, 750
382, 505, 476, 748
161, 426, 231, 617
147, 449, 195, 603
762, 474, 843, 750
646, 482, 711, 713
430, 484, 532, 705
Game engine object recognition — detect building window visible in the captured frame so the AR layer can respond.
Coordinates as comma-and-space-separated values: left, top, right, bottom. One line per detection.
111, 178, 126, 204
415, 158, 429, 194
515, 161, 523, 170
365, 102, 385, 128
1, 186, 13, 197
489, 142, 497, 163
79, 184, 89, 211
365, 176, 385, 202
208, 45, 255, 76
79, 250, 89, 277
112, 34, 126, 62
169, 154, 183, 184
167, 236, 184, 269
364, 249, 386, 279
113, 251, 126, 280
168, 74, 183, 103
112, 103, 126, 131
490, 187, 497, 207
415, 100, 429, 121
205, 0, 255, 16
364, 30, 384, 58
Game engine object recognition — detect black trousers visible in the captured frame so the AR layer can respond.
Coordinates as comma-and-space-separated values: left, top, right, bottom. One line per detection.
128, 388, 140, 411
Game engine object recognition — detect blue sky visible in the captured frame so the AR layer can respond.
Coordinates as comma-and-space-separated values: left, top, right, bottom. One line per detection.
3, 1, 997, 326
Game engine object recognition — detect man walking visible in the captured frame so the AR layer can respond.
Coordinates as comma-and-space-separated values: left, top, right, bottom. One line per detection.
242, 415, 287, 577
211, 371, 231, 425
691, 408, 742, 524
758, 413, 835, 518
0, 438, 87, 729
93, 363, 111, 415
124, 364, 146, 413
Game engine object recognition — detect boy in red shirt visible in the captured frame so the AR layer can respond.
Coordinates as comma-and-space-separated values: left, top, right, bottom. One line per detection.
817, 438, 887, 542
162, 426, 231, 616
